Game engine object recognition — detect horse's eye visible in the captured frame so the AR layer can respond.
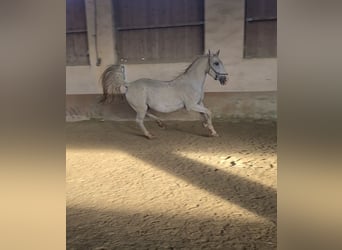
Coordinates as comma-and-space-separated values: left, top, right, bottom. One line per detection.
214, 62, 219, 66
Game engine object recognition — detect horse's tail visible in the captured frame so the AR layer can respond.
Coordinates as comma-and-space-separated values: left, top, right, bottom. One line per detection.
98, 64, 127, 104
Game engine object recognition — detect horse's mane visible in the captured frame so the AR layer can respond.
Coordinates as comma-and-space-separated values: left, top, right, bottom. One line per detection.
164, 55, 208, 83
175, 55, 208, 78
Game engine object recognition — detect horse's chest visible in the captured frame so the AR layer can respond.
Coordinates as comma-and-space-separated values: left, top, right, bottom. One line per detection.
183, 88, 203, 104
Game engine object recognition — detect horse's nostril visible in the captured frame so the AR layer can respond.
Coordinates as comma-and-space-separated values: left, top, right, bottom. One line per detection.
219, 76, 227, 85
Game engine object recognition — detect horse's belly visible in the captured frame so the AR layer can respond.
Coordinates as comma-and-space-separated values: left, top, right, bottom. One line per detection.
147, 94, 184, 113
148, 101, 184, 113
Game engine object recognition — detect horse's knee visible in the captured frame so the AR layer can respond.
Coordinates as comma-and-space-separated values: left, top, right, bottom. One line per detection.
136, 111, 146, 119
136, 114, 145, 124
136, 117, 144, 124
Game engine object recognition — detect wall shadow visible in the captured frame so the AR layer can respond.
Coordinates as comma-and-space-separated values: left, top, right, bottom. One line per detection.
139, 151, 276, 222
67, 206, 276, 249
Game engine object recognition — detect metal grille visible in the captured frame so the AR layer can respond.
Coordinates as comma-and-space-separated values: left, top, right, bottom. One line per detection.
113, 0, 204, 63
244, 0, 277, 58
66, 0, 90, 66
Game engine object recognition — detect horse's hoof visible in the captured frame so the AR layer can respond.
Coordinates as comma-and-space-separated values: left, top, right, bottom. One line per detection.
157, 122, 166, 129
146, 134, 156, 139
210, 133, 219, 137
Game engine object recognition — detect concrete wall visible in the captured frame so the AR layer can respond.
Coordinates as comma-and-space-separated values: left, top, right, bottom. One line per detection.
66, 0, 117, 94
66, 0, 277, 121
66, 92, 276, 122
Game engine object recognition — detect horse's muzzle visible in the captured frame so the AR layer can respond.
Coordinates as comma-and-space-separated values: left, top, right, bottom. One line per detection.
219, 76, 227, 85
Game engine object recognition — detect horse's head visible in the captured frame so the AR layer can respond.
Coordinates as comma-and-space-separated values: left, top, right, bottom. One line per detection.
207, 50, 228, 85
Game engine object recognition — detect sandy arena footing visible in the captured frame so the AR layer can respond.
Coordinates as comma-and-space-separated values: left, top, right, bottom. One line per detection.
67, 120, 277, 249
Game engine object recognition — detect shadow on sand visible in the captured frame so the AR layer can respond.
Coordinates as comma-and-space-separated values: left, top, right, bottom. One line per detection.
67, 206, 276, 249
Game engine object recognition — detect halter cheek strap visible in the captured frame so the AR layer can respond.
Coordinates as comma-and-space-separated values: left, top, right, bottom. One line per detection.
208, 56, 228, 80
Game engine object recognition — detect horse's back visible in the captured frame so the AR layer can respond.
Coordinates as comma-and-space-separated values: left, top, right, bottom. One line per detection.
129, 78, 170, 87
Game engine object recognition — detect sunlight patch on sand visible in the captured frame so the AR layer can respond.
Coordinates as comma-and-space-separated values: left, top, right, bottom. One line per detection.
67, 149, 261, 221
174, 151, 276, 189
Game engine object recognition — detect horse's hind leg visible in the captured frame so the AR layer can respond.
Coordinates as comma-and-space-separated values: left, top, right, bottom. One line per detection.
135, 109, 155, 139
146, 113, 166, 129
126, 89, 154, 139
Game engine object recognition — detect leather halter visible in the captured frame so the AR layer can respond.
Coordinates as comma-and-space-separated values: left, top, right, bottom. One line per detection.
208, 56, 228, 80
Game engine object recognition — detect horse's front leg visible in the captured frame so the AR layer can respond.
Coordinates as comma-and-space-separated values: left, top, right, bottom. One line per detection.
200, 113, 209, 128
199, 102, 210, 128
187, 104, 218, 137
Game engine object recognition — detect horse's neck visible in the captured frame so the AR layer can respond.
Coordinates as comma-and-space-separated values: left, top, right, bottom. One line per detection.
182, 56, 209, 87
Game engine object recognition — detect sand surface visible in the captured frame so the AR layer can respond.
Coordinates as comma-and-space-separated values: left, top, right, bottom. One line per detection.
67, 120, 277, 249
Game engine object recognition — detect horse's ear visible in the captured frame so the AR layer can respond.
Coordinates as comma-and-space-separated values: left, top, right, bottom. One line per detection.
215, 49, 220, 56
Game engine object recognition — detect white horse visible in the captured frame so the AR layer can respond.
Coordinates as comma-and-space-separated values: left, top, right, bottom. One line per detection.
100, 50, 228, 139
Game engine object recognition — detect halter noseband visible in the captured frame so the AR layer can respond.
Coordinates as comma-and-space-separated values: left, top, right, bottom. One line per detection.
208, 56, 228, 80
